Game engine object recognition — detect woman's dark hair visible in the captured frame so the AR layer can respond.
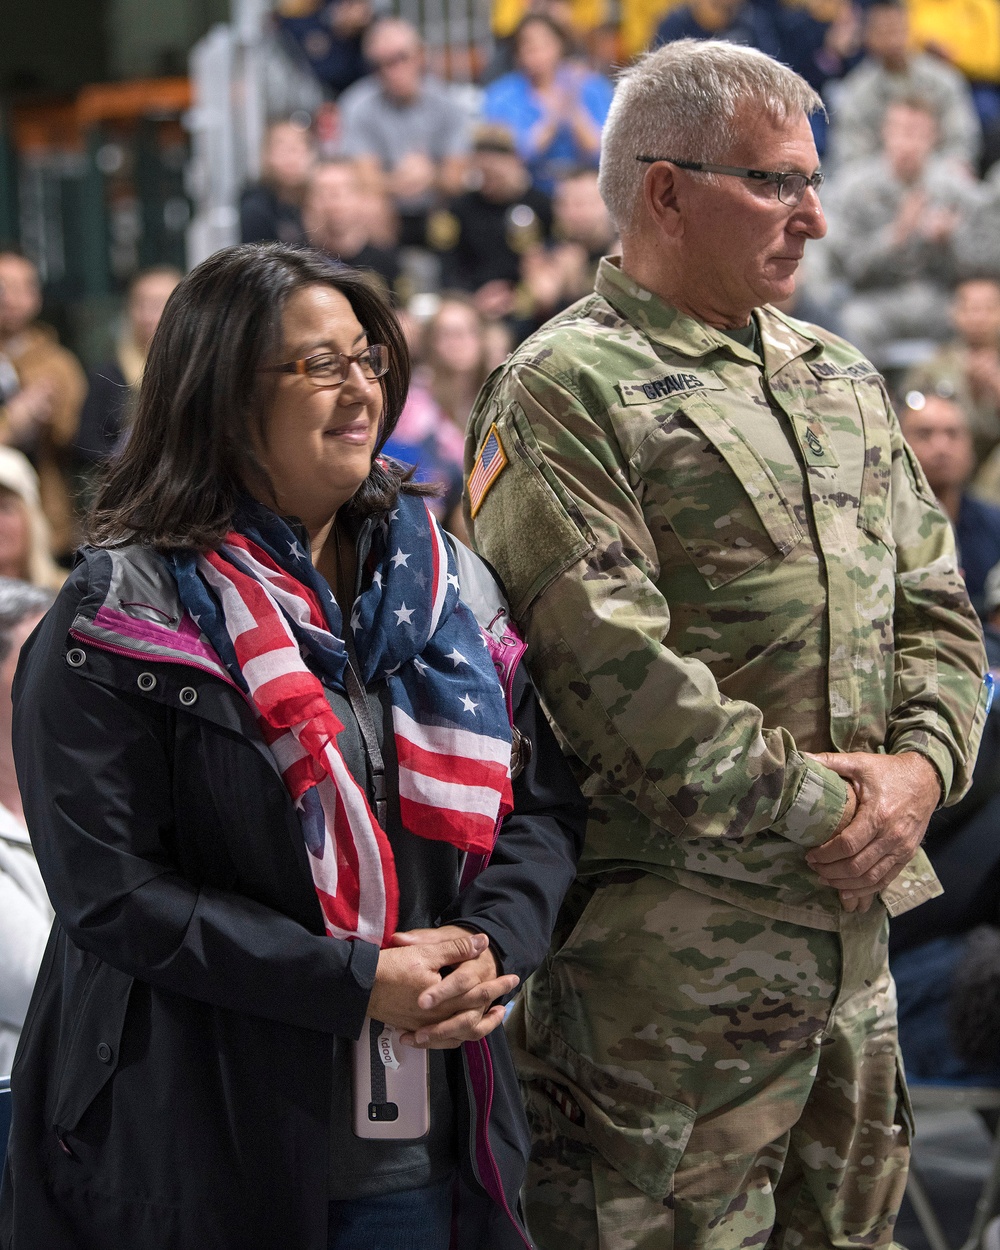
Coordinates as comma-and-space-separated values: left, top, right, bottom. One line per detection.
514, 13, 573, 59
89, 243, 415, 550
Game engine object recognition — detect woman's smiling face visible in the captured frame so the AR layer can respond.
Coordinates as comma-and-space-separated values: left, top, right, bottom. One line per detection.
256, 284, 384, 533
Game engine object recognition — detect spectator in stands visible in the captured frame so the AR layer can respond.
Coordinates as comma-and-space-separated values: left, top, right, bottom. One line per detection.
239, 119, 316, 246
276, 0, 373, 98
337, 18, 470, 248
900, 385, 1000, 615
482, 14, 612, 193
430, 125, 553, 324
520, 165, 617, 321
303, 159, 403, 301
0, 578, 54, 1078
774, 0, 863, 155
654, 0, 782, 61
74, 266, 181, 501
826, 98, 977, 366
904, 276, 1000, 467
0, 243, 585, 1249
0, 251, 86, 564
0, 449, 64, 591
419, 295, 493, 434
955, 158, 1000, 276
382, 295, 494, 540
828, 0, 981, 170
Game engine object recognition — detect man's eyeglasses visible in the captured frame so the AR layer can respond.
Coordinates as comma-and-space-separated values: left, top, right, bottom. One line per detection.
635, 156, 825, 207
259, 345, 390, 388
373, 48, 417, 70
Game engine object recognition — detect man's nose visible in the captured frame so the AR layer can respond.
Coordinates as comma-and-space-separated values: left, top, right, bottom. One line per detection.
792, 186, 827, 239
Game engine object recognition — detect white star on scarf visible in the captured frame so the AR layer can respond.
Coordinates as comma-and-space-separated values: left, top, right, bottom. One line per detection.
413, 570, 428, 589
447, 573, 460, 590
350, 608, 362, 632
288, 540, 305, 560
373, 569, 383, 588
389, 508, 399, 520
461, 693, 479, 714
394, 603, 415, 625
413, 657, 429, 674
446, 648, 468, 667
391, 548, 411, 569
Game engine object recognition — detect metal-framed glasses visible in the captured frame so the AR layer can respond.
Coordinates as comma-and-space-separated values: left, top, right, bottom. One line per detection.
258, 344, 390, 388
635, 156, 825, 207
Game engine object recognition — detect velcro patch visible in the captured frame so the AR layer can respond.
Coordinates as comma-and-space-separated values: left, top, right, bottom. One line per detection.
617, 371, 727, 405
468, 423, 508, 518
807, 360, 878, 381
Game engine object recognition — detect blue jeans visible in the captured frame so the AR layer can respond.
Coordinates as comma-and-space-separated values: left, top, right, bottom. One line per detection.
328, 1174, 454, 1250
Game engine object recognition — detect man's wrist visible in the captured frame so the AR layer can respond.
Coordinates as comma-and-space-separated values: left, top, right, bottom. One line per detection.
899, 750, 944, 807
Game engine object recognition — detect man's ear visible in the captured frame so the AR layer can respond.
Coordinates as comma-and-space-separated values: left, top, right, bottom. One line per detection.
642, 163, 685, 240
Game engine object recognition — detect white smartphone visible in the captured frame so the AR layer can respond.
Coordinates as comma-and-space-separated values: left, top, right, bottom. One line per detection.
352, 1019, 430, 1140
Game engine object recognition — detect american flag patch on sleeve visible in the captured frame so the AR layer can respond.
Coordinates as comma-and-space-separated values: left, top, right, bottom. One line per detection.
468, 423, 509, 518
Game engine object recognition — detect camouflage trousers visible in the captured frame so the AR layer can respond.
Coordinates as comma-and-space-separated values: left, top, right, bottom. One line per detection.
511, 875, 913, 1250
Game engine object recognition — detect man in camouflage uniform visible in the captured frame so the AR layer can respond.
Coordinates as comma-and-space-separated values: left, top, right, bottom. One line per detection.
464, 38, 990, 1250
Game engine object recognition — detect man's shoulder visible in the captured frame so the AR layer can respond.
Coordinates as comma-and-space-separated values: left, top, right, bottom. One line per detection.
493, 292, 640, 386
837, 56, 881, 99
337, 74, 381, 114
909, 51, 970, 94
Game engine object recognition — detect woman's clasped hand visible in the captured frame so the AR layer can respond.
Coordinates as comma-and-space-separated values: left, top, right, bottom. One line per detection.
372, 927, 519, 1047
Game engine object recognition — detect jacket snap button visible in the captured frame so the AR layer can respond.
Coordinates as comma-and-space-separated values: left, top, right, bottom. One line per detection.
178, 686, 198, 706
137, 672, 157, 692
96, 1042, 113, 1063
66, 648, 86, 667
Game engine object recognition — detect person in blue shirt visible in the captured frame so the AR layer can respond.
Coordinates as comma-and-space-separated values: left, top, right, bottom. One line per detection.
482, 15, 612, 194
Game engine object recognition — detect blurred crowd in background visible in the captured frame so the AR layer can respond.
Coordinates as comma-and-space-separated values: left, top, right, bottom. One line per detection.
5, 0, 1000, 1124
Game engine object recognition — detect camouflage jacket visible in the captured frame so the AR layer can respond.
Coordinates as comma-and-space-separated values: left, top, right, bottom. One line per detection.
466, 257, 990, 930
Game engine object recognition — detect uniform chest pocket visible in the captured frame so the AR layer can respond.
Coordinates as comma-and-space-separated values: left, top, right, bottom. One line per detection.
631, 395, 804, 589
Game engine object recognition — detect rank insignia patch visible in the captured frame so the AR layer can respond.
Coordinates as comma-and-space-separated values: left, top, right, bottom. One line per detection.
468, 423, 508, 518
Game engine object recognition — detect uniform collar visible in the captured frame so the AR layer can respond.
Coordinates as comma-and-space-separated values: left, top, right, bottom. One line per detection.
593, 256, 824, 375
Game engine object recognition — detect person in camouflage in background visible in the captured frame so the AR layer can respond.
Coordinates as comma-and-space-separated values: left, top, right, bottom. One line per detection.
464, 39, 991, 1250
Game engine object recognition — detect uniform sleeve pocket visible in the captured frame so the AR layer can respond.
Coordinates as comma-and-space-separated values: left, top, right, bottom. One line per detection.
469, 407, 595, 619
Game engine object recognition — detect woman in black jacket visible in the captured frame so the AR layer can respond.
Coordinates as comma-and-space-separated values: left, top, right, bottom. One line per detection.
0, 244, 586, 1250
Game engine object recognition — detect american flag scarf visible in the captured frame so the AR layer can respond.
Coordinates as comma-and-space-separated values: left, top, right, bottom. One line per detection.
170, 495, 513, 948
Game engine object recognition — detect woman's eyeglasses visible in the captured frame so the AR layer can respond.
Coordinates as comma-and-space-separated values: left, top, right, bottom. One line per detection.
259, 345, 390, 388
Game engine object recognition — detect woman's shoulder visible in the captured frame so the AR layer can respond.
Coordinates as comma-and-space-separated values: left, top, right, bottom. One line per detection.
483, 71, 531, 110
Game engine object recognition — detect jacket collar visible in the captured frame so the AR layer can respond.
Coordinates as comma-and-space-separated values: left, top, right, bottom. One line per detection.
70, 545, 235, 685
593, 255, 824, 376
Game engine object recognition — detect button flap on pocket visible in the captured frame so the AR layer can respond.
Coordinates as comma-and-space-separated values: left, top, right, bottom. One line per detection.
520, 1012, 696, 1201
53, 960, 134, 1134
638, 395, 803, 589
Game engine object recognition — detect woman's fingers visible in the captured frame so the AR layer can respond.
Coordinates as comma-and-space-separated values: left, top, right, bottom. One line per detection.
418, 962, 518, 1012
400, 1003, 509, 1049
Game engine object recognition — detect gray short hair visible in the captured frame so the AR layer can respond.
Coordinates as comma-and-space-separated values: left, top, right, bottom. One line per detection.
598, 40, 825, 234
0, 577, 53, 663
